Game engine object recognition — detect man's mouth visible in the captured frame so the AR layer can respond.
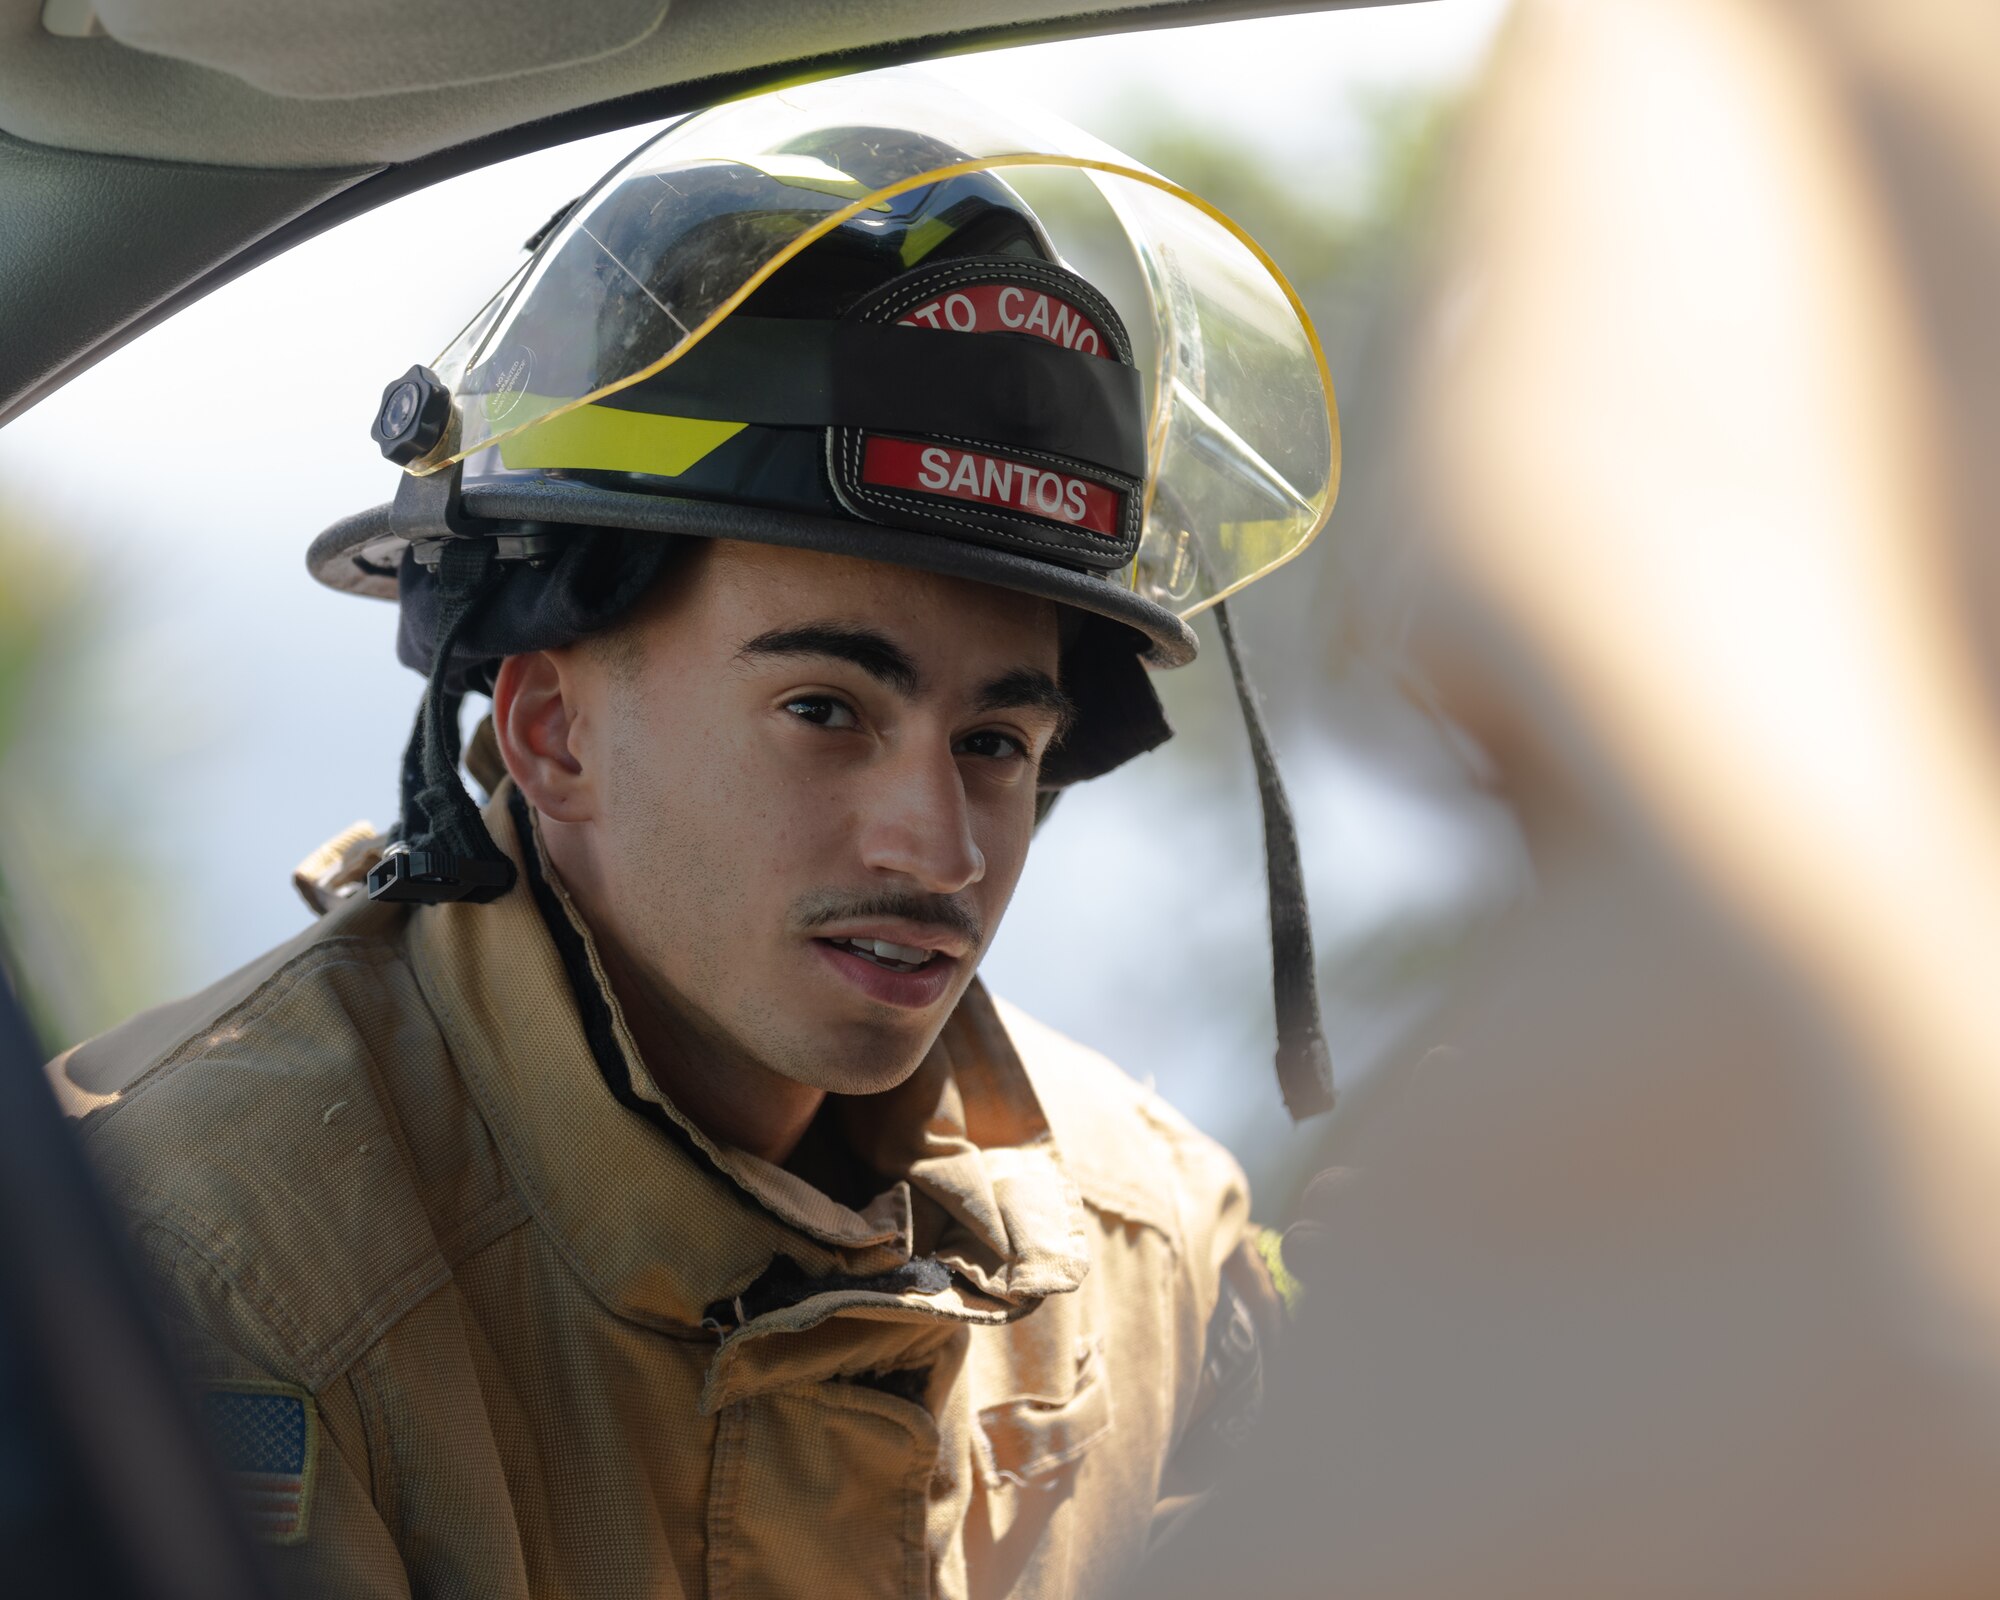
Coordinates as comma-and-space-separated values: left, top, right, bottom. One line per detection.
801, 908, 977, 1008
820, 936, 941, 973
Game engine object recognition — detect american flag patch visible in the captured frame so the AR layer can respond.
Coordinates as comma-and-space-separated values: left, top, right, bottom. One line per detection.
201, 1384, 317, 1545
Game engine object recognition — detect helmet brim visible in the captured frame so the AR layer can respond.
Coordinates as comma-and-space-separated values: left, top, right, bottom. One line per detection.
307, 475, 1197, 668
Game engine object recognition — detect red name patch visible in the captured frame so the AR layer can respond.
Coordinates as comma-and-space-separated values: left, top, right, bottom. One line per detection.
894, 283, 1112, 357
862, 437, 1123, 537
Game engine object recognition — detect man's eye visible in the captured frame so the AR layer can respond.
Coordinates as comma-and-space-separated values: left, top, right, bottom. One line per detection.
783, 695, 859, 729
956, 729, 1028, 761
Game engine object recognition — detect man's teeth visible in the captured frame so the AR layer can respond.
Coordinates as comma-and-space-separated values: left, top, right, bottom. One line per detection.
870, 938, 932, 964
832, 937, 937, 970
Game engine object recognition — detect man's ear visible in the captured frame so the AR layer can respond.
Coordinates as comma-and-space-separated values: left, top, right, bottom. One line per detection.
492, 650, 593, 823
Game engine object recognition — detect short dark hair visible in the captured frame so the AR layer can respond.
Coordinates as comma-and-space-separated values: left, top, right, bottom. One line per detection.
578, 541, 701, 683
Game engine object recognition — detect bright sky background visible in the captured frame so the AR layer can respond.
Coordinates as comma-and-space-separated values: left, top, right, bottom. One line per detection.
1, 0, 1513, 1175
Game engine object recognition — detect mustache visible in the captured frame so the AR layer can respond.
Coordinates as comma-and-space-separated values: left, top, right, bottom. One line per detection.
792, 889, 985, 953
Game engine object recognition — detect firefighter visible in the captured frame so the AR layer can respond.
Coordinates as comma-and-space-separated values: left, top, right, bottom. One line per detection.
51, 72, 1335, 1597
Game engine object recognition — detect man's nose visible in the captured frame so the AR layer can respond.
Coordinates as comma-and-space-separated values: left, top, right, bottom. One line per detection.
856, 740, 986, 895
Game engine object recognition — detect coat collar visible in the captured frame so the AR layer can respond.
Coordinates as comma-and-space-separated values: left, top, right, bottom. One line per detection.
406, 784, 1089, 1335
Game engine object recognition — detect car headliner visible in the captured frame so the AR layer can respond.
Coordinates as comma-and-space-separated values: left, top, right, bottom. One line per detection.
0, 0, 1407, 428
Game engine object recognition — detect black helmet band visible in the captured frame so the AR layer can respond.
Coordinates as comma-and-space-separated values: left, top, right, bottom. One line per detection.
463, 255, 1145, 575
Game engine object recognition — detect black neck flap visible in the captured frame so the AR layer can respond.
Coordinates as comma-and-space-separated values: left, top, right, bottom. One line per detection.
1214, 600, 1335, 1121
366, 537, 518, 905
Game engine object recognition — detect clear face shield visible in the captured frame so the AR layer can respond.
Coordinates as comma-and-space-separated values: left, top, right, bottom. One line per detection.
414, 68, 1339, 621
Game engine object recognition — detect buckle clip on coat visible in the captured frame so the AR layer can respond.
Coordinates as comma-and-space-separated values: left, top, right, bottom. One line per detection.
366, 841, 516, 904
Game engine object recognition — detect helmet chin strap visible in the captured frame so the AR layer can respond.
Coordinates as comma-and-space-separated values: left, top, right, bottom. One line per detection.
368, 537, 518, 905
1214, 600, 1335, 1122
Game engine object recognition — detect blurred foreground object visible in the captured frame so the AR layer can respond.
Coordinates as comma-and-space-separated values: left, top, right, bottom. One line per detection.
0, 957, 271, 1599
1140, 0, 2000, 1594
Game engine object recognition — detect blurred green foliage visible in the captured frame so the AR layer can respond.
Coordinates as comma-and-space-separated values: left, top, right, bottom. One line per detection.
0, 499, 166, 1053
1114, 88, 1456, 297
1099, 84, 1526, 1201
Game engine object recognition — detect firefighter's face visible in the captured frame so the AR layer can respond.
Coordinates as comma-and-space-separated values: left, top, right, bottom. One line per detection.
497, 540, 1068, 1099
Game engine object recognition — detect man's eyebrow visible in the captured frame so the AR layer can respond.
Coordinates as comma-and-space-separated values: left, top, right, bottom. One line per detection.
735, 623, 921, 696
976, 667, 1078, 741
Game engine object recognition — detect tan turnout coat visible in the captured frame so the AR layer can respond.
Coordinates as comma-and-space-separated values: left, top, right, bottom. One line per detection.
52, 789, 1255, 1598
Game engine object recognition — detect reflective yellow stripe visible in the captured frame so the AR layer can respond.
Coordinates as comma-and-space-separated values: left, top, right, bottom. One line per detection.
496, 401, 746, 476
897, 215, 958, 267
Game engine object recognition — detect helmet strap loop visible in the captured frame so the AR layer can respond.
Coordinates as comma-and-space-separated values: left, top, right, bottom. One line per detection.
367, 537, 518, 905
1214, 600, 1335, 1121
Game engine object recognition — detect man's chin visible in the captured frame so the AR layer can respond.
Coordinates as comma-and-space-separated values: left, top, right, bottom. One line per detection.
762, 1013, 947, 1098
